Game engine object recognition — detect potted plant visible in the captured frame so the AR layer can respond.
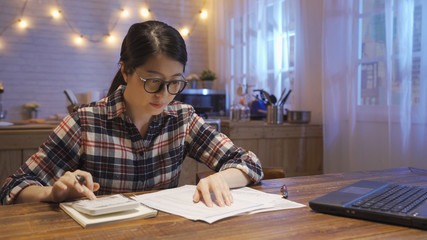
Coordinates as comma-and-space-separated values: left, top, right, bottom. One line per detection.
185, 73, 199, 89
199, 69, 216, 89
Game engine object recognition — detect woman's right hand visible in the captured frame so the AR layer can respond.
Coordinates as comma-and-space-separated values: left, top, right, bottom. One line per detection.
49, 170, 100, 202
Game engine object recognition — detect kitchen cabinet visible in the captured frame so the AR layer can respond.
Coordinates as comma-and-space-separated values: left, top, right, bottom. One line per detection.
178, 120, 323, 185
221, 120, 323, 177
0, 121, 323, 187
0, 125, 56, 185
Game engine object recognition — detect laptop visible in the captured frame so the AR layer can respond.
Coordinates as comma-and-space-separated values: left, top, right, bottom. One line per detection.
309, 180, 427, 230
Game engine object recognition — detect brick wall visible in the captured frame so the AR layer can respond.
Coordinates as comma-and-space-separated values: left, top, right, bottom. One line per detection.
0, 0, 208, 121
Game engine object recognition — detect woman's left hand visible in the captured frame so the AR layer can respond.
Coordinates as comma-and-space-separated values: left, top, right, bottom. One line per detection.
193, 172, 233, 207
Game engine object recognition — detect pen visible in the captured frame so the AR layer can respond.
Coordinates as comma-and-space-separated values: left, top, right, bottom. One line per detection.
76, 174, 86, 185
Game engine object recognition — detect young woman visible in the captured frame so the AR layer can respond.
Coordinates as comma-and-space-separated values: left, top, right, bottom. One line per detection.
0, 21, 263, 207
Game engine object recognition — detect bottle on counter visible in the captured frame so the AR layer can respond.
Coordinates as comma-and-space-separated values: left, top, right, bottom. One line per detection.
230, 102, 241, 122
239, 103, 250, 122
230, 97, 250, 122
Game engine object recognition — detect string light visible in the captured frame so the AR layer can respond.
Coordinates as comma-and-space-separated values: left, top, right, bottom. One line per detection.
75, 35, 84, 45
0, 2, 208, 49
140, 8, 150, 17
120, 8, 129, 17
107, 34, 115, 42
18, 19, 27, 28
51, 10, 61, 19
180, 28, 190, 37
200, 10, 208, 19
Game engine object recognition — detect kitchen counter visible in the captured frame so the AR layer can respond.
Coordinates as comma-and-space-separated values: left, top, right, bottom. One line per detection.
220, 119, 322, 137
0, 119, 323, 185
0, 121, 59, 130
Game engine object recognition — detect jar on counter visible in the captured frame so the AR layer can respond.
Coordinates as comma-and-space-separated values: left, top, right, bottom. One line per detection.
230, 103, 241, 122
230, 103, 250, 122
240, 104, 250, 122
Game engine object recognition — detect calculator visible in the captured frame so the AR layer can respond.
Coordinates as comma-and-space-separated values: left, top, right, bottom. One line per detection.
71, 194, 140, 216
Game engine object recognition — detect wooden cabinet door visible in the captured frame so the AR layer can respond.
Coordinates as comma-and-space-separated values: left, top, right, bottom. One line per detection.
0, 150, 22, 185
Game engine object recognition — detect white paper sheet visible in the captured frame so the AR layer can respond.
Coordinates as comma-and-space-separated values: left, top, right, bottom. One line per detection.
132, 185, 305, 224
235, 187, 306, 214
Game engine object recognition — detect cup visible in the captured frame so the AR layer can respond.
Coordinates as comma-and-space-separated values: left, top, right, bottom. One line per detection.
267, 105, 283, 124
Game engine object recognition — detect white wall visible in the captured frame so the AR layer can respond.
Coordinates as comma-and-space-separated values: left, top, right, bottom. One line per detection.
0, 0, 208, 121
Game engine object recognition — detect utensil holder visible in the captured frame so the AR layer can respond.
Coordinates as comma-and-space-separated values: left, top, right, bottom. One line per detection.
267, 105, 283, 124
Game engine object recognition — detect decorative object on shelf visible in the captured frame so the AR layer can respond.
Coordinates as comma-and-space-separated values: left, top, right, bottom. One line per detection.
185, 74, 199, 89
199, 69, 216, 89
24, 102, 40, 119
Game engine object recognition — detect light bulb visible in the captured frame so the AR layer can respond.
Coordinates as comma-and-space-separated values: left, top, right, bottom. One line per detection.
140, 8, 150, 17
75, 35, 84, 44
52, 10, 61, 18
200, 10, 208, 19
18, 19, 27, 28
181, 28, 189, 37
107, 34, 115, 42
121, 9, 129, 17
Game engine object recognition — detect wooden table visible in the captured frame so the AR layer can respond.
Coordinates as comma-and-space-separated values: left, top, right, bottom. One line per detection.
1, 167, 427, 239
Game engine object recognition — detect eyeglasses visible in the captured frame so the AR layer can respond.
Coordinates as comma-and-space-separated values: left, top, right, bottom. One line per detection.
135, 71, 187, 95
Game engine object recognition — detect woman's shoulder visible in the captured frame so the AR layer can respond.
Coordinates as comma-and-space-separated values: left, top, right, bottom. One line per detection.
72, 86, 125, 119
73, 98, 108, 114
164, 101, 195, 117
69, 97, 115, 123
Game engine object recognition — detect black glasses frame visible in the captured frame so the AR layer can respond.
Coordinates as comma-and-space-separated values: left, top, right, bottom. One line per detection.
135, 72, 187, 95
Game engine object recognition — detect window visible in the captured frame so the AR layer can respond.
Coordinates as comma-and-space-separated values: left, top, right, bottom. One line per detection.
227, 0, 297, 102
357, 0, 424, 106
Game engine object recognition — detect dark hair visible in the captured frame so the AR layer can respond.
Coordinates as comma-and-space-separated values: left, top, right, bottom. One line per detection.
107, 21, 188, 95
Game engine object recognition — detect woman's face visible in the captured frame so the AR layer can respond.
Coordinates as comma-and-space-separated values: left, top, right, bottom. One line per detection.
122, 54, 184, 118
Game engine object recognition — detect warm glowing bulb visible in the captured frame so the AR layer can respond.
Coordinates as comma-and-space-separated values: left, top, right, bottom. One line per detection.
140, 8, 150, 17
52, 10, 61, 18
181, 28, 190, 36
200, 10, 208, 19
18, 19, 27, 28
121, 9, 129, 17
107, 34, 115, 42
75, 35, 84, 44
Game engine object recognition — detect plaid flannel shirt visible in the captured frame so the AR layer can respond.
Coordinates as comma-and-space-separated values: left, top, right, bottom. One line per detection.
1, 85, 263, 204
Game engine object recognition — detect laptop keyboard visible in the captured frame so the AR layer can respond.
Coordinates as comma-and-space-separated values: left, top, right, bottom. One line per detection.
351, 184, 427, 213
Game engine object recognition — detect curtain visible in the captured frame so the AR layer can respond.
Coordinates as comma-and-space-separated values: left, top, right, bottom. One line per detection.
208, 0, 426, 174
208, 0, 273, 106
322, 0, 427, 173
208, 0, 324, 122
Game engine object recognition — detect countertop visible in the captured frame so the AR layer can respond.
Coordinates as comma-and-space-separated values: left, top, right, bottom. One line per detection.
0, 119, 321, 131
0, 121, 60, 130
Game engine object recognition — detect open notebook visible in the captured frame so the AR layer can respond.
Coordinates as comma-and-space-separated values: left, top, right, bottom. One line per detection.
309, 180, 427, 230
